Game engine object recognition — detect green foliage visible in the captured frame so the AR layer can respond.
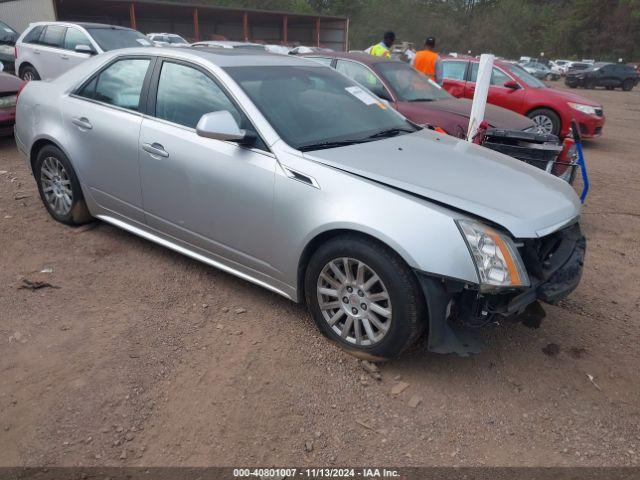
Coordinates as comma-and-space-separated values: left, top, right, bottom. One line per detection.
168, 0, 640, 61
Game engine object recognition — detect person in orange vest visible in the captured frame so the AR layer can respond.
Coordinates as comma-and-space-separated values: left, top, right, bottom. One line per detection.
412, 36, 443, 85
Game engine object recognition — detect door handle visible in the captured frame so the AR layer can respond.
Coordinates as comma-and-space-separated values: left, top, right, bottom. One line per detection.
71, 117, 92, 130
142, 142, 169, 158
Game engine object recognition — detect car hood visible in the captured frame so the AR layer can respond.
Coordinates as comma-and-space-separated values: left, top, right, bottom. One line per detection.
539, 86, 601, 106
401, 98, 534, 130
303, 129, 580, 238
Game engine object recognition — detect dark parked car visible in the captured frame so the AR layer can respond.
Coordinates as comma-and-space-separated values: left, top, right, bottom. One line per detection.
303, 52, 534, 137
565, 62, 639, 91
0, 71, 23, 136
0, 20, 19, 73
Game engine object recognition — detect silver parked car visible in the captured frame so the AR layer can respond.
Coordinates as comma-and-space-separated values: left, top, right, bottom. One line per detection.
15, 22, 153, 81
15, 48, 586, 358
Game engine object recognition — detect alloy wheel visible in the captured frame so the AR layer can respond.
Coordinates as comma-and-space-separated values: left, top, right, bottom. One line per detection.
23, 70, 35, 81
531, 115, 554, 134
40, 156, 73, 216
316, 257, 392, 346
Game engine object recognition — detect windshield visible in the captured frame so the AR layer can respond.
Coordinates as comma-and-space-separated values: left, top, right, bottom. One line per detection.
507, 64, 546, 88
86, 28, 152, 51
225, 65, 418, 151
168, 35, 188, 45
375, 62, 452, 102
0, 21, 17, 44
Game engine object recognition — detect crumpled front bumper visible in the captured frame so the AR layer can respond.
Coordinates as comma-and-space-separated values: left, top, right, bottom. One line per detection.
417, 222, 586, 356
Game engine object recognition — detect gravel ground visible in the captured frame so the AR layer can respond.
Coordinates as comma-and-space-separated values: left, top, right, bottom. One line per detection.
1, 82, 639, 468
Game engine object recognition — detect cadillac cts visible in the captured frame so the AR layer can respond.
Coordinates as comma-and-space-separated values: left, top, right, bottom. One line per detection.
15, 48, 586, 358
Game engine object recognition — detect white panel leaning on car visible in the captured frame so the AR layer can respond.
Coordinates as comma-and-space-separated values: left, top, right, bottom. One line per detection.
14, 47, 586, 359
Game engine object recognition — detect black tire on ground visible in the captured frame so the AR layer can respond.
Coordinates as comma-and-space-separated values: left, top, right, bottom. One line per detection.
20, 64, 40, 81
34, 144, 93, 226
622, 79, 634, 91
585, 79, 596, 89
304, 235, 426, 359
527, 108, 561, 136
606, 86, 614, 90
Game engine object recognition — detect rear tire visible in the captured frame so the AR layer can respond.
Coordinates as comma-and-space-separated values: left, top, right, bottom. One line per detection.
20, 64, 40, 81
34, 145, 92, 226
304, 235, 425, 359
622, 79, 634, 91
527, 108, 561, 136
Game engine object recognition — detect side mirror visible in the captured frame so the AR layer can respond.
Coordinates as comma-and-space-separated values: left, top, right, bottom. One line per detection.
196, 110, 250, 143
503, 80, 519, 90
75, 44, 95, 55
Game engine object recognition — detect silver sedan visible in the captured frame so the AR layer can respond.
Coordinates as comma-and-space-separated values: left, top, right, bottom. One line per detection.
15, 48, 585, 358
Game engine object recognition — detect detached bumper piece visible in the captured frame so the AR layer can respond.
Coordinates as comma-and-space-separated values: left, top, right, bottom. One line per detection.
418, 223, 586, 356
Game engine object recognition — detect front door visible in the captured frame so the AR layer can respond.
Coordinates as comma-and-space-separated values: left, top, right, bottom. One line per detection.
441, 60, 468, 98
138, 59, 277, 274
464, 63, 525, 112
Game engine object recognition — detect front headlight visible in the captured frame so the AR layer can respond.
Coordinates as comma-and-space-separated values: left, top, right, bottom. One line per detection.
456, 219, 530, 291
0, 94, 16, 109
568, 102, 597, 115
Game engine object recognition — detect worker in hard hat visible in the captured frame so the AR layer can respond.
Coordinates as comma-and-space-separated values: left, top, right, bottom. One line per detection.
366, 31, 395, 59
412, 36, 443, 85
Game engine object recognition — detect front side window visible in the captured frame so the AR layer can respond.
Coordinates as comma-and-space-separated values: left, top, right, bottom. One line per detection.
225, 65, 417, 151
442, 61, 467, 81
507, 64, 546, 88
86, 27, 152, 51
490, 67, 510, 86
377, 61, 451, 102
167, 35, 188, 45
78, 58, 150, 111
64, 28, 93, 51
40, 25, 66, 48
155, 61, 242, 129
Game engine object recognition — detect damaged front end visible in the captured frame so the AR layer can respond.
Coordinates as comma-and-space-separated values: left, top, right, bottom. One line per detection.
417, 222, 586, 356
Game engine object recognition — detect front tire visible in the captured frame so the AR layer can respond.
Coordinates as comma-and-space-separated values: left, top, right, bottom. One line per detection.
304, 235, 425, 359
34, 145, 92, 226
622, 79, 634, 91
527, 108, 561, 136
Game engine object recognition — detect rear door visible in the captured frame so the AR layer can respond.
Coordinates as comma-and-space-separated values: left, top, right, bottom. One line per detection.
63, 56, 154, 223
441, 59, 468, 97
35, 25, 68, 79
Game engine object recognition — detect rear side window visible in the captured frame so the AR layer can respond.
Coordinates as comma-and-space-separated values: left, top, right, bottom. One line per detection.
40, 25, 66, 48
78, 58, 150, 111
442, 61, 467, 80
309, 57, 333, 66
23, 25, 44, 44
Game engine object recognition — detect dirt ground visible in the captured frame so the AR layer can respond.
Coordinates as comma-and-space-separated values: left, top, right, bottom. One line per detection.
1, 82, 639, 468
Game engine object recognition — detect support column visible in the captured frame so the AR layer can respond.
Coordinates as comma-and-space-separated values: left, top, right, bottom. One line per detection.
129, 2, 137, 30
315, 17, 320, 47
193, 8, 200, 41
243, 12, 249, 42
282, 15, 288, 44
344, 18, 349, 51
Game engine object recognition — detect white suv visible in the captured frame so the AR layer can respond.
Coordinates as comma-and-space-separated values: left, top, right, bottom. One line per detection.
15, 22, 153, 81
146, 33, 190, 47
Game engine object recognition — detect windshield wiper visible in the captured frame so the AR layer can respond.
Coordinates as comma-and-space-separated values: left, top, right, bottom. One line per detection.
408, 98, 436, 102
298, 139, 368, 152
366, 127, 415, 139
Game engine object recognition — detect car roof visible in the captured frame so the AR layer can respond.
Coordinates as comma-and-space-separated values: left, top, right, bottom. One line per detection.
29, 21, 135, 31
106, 46, 320, 67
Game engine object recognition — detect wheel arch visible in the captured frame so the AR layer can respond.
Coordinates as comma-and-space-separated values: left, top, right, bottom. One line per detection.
296, 228, 423, 305
525, 104, 566, 135
18, 61, 36, 78
29, 137, 67, 175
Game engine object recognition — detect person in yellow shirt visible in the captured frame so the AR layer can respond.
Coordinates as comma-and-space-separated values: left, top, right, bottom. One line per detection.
366, 31, 395, 59
412, 36, 443, 85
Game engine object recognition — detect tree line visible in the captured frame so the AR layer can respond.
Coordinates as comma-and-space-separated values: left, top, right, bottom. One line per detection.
170, 0, 640, 62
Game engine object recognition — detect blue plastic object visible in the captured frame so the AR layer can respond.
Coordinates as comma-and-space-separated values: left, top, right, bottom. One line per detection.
571, 120, 589, 203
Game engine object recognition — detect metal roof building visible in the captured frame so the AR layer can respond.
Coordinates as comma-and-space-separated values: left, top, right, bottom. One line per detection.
0, 0, 349, 50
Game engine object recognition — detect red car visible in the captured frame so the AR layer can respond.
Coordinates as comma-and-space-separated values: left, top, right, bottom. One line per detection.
0, 72, 22, 136
441, 57, 605, 138
303, 52, 535, 137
